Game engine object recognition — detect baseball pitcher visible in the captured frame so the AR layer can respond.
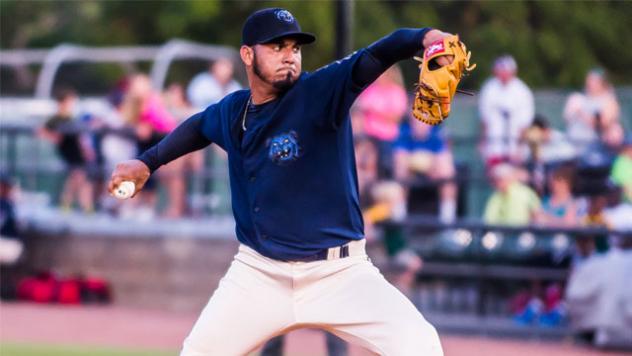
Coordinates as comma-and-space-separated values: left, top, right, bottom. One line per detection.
109, 8, 473, 355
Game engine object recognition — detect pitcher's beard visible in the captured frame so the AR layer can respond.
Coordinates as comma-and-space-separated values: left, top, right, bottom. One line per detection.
272, 72, 295, 91
253, 52, 296, 92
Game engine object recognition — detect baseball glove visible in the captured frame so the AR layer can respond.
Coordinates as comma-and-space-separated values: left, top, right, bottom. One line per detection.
412, 34, 476, 125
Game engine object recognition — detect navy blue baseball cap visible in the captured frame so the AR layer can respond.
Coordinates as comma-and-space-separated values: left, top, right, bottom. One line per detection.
242, 8, 316, 46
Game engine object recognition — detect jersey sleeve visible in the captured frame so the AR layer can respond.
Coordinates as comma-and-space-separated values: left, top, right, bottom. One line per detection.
306, 28, 429, 129
199, 103, 223, 145
304, 50, 368, 129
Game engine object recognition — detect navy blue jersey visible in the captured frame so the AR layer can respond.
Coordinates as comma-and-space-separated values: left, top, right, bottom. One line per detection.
200, 51, 368, 260
138, 28, 430, 260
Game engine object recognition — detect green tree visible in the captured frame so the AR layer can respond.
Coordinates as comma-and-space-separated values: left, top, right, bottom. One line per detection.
2, 0, 631, 88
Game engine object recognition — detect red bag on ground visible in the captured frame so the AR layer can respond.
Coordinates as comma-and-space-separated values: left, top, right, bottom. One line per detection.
57, 279, 81, 304
16, 272, 57, 303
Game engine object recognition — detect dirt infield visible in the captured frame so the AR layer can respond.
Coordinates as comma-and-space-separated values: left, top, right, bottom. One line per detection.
0, 302, 628, 356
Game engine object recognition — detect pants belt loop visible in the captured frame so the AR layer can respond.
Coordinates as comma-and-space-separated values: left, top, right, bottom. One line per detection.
340, 245, 349, 258
327, 246, 338, 260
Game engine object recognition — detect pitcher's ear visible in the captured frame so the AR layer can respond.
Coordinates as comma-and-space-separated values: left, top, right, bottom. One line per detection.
240, 46, 253, 66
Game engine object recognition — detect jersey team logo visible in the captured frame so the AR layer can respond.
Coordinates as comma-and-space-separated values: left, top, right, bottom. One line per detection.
267, 131, 302, 165
275, 10, 295, 23
425, 42, 445, 59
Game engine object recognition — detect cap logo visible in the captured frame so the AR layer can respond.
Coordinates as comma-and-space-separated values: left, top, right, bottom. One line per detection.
275, 10, 294, 23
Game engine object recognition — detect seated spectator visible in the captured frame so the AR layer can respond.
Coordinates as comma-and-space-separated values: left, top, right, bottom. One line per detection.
563, 68, 621, 154
483, 163, 541, 226
604, 186, 632, 233
521, 115, 576, 165
540, 165, 579, 227
520, 115, 576, 194
363, 181, 422, 296
610, 135, 632, 203
187, 58, 242, 110
354, 136, 379, 201
355, 65, 407, 178
393, 116, 457, 223
38, 88, 95, 212
566, 233, 632, 349
573, 192, 612, 265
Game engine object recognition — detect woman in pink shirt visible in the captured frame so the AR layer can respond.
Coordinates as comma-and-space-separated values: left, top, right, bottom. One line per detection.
356, 65, 408, 177
121, 74, 182, 217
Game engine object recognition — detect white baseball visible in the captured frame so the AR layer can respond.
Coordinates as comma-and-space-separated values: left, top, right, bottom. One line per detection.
114, 181, 136, 200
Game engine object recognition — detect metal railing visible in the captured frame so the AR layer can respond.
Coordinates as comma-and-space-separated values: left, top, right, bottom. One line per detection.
0, 39, 242, 98
376, 217, 631, 336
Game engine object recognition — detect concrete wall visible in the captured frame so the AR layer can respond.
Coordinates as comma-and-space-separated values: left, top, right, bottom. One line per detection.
22, 231, 239, 312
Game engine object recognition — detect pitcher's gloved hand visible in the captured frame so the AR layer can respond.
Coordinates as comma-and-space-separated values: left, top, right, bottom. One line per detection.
412, 34, 476, 125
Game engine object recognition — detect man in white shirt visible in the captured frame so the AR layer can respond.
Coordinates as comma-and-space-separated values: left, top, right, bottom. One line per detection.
187, 58, 242, 110
479, 55, 534, 168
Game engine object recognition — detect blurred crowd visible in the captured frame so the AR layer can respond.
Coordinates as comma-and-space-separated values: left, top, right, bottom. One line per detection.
32, 59, 242, 220
22, 55, 630, 232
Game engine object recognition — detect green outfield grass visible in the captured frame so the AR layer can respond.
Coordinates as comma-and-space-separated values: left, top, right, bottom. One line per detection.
0, 343, 177, 356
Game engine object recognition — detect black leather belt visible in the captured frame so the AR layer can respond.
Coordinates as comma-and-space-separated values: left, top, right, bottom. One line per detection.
289, 243, 351, 262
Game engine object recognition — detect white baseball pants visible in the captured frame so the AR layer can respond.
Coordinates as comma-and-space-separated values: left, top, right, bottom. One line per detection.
180, 240, 443, 356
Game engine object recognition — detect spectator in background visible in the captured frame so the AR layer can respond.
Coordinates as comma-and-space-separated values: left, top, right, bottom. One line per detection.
483, 163, 541, 226
540, 165, 579, 228
355, 138, 421, 296
520, 115, 576, 194
354, 136, 379, 198
604, 185, 632, 234
101, 80, 138, 172
569, 189, 612, 268
479, 55, 534, 168
563, 68, 621, 154
120, 74, 178, 218
610, 136, 632, 203
521, 115, 576, 166
98, 81, 140, 215
355, 65, 408, 178
163, 83, 206, 217
187, 58, 242, 110
0, 174, 24, 299
38, 88, 95, 212
566, 231, 632, 349
349, 105, 366, 138
393, 115, 457, 223
164, 83, 198, 121
0, 174, 22, 263
363, 181, 422, 297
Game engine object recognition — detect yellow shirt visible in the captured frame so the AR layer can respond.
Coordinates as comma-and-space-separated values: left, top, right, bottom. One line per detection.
484, 182, 541, 226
